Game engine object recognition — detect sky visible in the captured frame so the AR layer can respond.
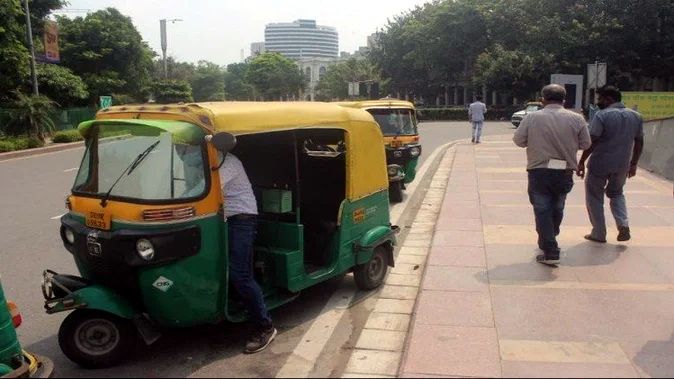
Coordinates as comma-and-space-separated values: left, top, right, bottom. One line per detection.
56, 0, 430, 66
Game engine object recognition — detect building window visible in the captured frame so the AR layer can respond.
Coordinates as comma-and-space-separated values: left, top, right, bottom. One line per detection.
319, 66, 327, 81
305, 67, 312, 82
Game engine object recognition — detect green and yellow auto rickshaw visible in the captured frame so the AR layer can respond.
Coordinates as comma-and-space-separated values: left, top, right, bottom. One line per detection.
41, 102, 399, 368
0, 277, 52, 378
336, 100, 421, 203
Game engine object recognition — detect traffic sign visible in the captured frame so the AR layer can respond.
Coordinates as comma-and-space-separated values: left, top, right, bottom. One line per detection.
99, 96, 112, 108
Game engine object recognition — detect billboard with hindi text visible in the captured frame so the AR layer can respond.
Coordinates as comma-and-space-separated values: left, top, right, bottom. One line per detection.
622, 92, 674, 120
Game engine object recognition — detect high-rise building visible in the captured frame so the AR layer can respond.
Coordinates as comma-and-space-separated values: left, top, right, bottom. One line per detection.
265, 19, 338, 60
250, 42, 266, 56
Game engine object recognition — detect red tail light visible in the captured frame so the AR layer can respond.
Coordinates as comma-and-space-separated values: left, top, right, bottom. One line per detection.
142, 206, 196, 221
7, 301, 21, 329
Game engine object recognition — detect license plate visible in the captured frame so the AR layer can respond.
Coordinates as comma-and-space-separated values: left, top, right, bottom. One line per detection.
390, 140, 402, 148
86, 211, 111, 230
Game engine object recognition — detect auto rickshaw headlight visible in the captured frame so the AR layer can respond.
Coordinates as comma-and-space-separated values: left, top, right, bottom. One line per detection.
387, 167, 398, 176
410, 147, 421, 157
64, 228, 75, 245
136, 239, 155, 261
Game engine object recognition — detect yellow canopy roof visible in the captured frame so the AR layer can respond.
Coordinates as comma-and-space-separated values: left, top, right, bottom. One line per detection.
335, 100, 416, 110
95, 101, 388, 201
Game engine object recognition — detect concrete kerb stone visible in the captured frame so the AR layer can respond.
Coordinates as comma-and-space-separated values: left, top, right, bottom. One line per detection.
0, 140, 85, 162
342, 145, 458, 378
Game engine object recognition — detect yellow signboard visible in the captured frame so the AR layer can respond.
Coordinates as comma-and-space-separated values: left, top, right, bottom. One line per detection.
44, 21, 59, 62
622, 92, 674, 120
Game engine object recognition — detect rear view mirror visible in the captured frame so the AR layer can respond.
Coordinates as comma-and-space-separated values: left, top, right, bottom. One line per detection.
208, 133, 237, 152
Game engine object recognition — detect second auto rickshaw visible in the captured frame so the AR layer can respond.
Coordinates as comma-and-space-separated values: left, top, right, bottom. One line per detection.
41, 102, 399, 368
336, 100, 421, 202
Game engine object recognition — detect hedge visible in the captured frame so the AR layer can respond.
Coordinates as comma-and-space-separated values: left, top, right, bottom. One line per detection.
0, 137, 45, 153
52, 130, 84, 143
417, 106, 523, 121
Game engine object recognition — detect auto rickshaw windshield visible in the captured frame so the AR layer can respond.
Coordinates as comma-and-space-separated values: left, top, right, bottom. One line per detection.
72, 121, 208, 202
367, 108, 417, 136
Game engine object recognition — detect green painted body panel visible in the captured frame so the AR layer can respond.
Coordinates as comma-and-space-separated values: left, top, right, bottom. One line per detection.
57, 285, 136, 319
135, 215, 226, 327
404, 157, 419, 183
356, 225, 397, 265
0, 281, 23, 369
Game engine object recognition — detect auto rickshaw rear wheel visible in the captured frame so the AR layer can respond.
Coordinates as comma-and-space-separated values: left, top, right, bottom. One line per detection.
354, 246, 389, 290
389, 181, 403, 203
58, 309, 137, 369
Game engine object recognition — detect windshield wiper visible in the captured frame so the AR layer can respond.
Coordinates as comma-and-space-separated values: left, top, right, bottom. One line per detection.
100, 140, 160, 207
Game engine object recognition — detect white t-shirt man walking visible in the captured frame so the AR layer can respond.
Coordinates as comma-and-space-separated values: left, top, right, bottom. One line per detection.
468, 96, 487, 144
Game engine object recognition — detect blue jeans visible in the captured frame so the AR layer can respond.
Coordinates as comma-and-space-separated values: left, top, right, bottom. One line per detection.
585, 171, 629, 240
472, 121, 483, 142
228, 217, 272, 326
527, 169, 574, 255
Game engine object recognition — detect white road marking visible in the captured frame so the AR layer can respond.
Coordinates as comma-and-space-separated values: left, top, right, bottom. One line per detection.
275, 140, 458, 378
63, 167, 78, 172
50, 213, 66, 220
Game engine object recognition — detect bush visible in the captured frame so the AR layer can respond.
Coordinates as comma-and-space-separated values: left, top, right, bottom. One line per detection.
52, 130, 84, 143
0, 141, 15, 153
27, 137, 45, 148
0, 136, 44, 152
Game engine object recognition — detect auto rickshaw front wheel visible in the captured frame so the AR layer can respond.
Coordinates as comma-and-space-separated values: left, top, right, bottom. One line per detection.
354, 246, 389, 290
389, 181, 403, 203
58, 309, 138, 369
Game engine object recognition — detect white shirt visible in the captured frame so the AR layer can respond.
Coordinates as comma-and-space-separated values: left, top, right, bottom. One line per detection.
218, 153, 258, 218
468, 101, 487, 122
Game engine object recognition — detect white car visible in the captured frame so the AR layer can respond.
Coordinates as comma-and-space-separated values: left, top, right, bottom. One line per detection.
511, 102, 544, 127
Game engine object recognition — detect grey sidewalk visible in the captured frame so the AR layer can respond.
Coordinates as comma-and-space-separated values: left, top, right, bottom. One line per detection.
398, 136, 674, 378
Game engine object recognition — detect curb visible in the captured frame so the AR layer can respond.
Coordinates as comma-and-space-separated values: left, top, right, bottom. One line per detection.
0, 141, 85, 162
341, 142, 464, 378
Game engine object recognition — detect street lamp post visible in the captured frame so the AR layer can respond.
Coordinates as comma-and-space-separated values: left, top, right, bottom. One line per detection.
160, 18, 182, 79
22, 0, 39, 95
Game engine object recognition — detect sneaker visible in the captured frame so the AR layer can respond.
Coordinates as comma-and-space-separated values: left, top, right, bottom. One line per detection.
617, 226, 631, 242
584, 234, 607, 243
476, 140, 481, 144
536, 253, 560, 266
471, 138, 475, 143
244, 325, 277, 354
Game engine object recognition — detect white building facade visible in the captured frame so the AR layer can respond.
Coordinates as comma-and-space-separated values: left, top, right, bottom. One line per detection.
265, 19, 339, 60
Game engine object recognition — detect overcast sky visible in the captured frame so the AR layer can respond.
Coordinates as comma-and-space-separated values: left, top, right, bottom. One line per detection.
57, 0, 429, 66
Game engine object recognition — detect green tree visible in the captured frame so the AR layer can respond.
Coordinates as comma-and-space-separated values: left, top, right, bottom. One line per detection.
152, 56, 196, 82
152, 80, 193, 104
190, 60, 225, 102
225, 62, 254, 100
35, 63, 89, 106
6, 91, 57, 140
245, 52, 304, 100
0, 1, 31, 103
57, 8, 155, 103
317, 58, 382, 100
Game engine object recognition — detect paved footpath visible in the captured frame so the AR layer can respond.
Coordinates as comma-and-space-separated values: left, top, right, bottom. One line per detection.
344, 135, 674, 378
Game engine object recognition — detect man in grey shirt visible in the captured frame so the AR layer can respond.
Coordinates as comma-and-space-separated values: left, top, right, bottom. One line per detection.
577, 86, 644, 243
469, 96, 487, 143
513, 84, 591, 265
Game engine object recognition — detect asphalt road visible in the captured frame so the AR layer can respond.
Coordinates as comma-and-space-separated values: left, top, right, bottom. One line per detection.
0, 121, 514, 378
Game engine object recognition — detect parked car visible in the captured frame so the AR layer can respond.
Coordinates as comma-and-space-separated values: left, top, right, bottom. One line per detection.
511, 102, 544, 127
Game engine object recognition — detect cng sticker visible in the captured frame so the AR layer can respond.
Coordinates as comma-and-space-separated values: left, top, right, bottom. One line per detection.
152, 276, 174, 292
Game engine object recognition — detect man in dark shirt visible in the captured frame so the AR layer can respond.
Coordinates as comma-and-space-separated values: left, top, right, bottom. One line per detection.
577, 86, 645, 243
